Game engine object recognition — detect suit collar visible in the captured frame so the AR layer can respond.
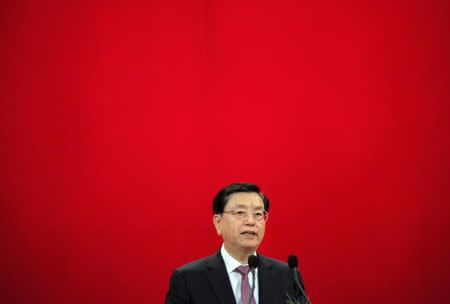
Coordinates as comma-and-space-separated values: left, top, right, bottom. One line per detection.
257, 254, 277, 304
205, 250, 237, 304
257, 253, 274, 269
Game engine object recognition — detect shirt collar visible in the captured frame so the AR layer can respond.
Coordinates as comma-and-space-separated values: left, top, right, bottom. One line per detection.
221, 243, 257, 275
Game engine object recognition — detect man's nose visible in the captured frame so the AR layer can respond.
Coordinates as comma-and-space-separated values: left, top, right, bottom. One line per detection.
245, 213, 256, 225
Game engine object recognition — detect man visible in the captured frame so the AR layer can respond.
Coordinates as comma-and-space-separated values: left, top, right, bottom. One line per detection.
166, 182, 306, 304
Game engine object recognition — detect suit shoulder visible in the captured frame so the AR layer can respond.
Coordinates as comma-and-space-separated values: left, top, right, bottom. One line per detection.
174, 254, 214, 273
260, 255, 291, 271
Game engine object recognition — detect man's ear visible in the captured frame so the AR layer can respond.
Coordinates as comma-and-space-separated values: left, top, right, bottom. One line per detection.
213, 214, 222, 236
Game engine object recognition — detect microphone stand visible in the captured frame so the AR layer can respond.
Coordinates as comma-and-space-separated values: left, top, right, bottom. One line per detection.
293, 267, 311, 304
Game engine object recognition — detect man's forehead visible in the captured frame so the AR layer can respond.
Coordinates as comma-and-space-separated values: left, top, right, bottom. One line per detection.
226, 192, 264, 207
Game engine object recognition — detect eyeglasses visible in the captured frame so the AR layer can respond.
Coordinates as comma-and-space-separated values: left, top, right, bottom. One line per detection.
222, 210, 269, 222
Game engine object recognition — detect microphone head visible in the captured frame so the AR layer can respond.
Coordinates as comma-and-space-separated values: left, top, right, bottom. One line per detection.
248, 255, 260, 269
287, 255, 298, 269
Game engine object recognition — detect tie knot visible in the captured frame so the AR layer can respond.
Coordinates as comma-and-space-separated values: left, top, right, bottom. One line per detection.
235, 265, 251, 276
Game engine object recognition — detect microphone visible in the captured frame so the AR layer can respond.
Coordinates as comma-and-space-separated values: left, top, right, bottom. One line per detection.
247, 255, 259, 304
288, 255, 311, 304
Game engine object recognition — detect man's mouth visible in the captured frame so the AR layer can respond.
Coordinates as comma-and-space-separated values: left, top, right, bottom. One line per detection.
241, 231, 257, 237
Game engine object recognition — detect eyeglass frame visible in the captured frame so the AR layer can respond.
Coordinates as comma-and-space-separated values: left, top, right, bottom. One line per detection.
221, 209, 269, 222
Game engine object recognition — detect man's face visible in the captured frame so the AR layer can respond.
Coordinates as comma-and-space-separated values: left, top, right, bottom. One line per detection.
213, 192, 266, 255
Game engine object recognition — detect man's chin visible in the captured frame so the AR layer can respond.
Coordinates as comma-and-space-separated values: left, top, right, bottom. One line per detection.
239, 240, 260, 251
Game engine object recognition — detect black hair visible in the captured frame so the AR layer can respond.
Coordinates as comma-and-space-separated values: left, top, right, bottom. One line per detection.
212, 182, 270, 214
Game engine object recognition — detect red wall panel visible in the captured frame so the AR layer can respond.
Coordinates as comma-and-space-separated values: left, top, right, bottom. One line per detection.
1, 1, 449, 303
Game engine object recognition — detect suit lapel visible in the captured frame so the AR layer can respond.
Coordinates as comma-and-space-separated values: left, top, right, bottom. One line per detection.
205, 251, 237, 304
258, 254, 278, 304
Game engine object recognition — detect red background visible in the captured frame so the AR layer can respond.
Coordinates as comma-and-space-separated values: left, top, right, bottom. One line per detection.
1, 0, 450, 303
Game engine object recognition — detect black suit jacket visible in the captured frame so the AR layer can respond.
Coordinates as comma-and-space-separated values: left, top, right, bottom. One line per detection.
166, 250, 305, 304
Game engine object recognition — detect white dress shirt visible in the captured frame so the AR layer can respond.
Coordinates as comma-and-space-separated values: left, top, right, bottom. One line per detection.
221, 244, 259, 304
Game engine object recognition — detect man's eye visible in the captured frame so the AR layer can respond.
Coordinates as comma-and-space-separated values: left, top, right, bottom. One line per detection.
235, 211, 246, 215
254, 212, 263, 217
